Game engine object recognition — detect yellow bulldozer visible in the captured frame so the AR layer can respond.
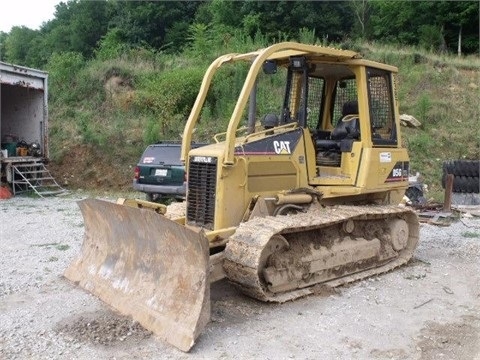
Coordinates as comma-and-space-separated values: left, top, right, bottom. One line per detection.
65, 42, 419, 351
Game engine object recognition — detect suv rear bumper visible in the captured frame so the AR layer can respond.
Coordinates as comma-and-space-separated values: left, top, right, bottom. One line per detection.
133, 180, 186, 197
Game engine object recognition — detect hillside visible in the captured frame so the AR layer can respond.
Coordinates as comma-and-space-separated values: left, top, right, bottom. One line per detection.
46, 42, 480, 200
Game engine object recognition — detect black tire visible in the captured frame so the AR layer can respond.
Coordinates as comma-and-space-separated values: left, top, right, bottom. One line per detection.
470, 176, 480, 193
442, 174, 479, 193
145, 193, 154, 202
443, 160, 479, 177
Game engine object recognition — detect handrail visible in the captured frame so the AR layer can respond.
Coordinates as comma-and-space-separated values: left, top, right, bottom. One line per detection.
243, 122, 298, 143
181, 54, 239, 163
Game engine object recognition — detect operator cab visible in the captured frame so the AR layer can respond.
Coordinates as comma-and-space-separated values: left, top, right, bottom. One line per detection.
258, 55, 399, 183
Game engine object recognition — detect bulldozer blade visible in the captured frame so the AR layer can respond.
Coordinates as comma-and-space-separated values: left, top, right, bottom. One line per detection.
64, 198, 210, 352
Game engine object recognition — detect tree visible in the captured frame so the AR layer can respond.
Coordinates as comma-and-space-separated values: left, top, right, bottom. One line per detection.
206, 1, 353, 44
41, 0, 110, 58
3, 26, 40, 66
370, 0, 479, 54
438, 1, 479, 55
0, 32, 7, 61
108, 1, 201, 52
350, 0, 372, 40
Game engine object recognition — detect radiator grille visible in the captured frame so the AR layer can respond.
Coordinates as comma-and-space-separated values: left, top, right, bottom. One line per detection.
187, 157, 217, 230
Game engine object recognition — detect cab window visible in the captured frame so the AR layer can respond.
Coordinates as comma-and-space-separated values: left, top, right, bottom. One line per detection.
332, 78, 358, 126
367, 68, 397, 145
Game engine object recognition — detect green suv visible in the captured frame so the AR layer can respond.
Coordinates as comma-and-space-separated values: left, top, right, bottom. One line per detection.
133, 142, 205, 202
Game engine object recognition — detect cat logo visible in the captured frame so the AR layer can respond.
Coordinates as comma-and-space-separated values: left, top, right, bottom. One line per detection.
273, 140, 291, 154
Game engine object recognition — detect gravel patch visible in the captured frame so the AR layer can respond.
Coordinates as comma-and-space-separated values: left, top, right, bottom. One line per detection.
0, 192, 479, 359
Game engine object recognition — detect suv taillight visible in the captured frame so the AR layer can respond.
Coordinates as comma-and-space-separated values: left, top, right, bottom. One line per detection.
134, 166, 140, 180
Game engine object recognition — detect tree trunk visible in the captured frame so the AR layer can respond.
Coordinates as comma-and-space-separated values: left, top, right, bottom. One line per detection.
351, 0, 369, 39
439, 24, 448, 54
457, 25, 462, 57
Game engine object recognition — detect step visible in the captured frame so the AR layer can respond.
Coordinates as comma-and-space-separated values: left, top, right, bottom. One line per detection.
12, 163, 43, 168
17, 176, 55, 181
10, 162, 66, 197
15, 180, 56, 186
16, 170, 50, 175
36, 190, 67, 196
31, 184, 61, 189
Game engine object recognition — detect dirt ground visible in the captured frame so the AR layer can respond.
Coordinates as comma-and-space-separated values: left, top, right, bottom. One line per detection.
0, 193, 479, 359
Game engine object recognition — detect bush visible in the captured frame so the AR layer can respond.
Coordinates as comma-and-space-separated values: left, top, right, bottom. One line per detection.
95, 28, 130, 61
47, 52, 85, 102
133, 67, 205, 139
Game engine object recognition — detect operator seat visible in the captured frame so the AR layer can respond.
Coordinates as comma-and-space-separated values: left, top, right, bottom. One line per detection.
331, 101, 359, 140
316, 100, 360, 151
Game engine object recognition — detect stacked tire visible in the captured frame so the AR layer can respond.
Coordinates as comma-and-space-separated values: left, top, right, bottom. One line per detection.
442, 160, 479, 193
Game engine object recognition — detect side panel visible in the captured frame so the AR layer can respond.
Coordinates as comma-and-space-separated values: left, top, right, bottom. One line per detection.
355, 147, 410, 199
310, 147, 409, 203
220, 128, 308, 230
247, 160, 297, 193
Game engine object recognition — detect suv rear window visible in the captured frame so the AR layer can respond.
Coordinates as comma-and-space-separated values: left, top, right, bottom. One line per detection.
141, 145, 183, 165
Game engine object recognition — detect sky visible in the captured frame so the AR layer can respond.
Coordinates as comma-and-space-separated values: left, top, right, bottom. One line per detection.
0, 0, 61, 33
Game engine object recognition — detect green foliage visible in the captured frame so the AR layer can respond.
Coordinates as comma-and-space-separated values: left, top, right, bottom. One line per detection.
0, 32, 6, 61
349, 0, 372, 40
47, 51, 85, 82
201, 62, 251, 130
370, 0, 478, 54
143, 115, 162, 144
1, 0, 478, 70
3, 26, 41, 66
187, 23, 214, 57
134, 67, 205, 139
43, 0, 110, 58
208, 0, 243, 29
406, 131, 434, 156
77, 111, 106, 146
94, 28, 130, 61
55, 244, 70, 251
297, 28, 318, 45
136, 67, 204, 115
415, 94, 432, 125
242, 13, 261, 37
46, 52, 86, 102
108, 1, 201, 51
418, 25, 443, 51
462, 231, 480, 239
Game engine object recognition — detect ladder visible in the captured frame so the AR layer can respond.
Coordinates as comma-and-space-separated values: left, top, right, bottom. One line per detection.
10, 161, 67, 197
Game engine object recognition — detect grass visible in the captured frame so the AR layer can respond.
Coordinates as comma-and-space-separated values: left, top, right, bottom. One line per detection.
461, 231, 480, 239
32, 242, 70, 251
32, 242, 59, 248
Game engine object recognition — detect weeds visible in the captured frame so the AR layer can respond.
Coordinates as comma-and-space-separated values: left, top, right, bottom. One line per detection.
32, 242, 59, 248
32, 243, 70, 251
415, 94, 432, 125
461, 231, 480, 239
56, 244, 70, 251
